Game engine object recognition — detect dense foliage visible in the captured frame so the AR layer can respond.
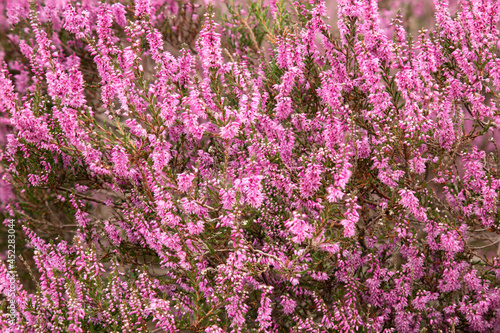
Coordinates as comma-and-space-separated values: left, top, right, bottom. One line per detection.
1, 0, 500, 332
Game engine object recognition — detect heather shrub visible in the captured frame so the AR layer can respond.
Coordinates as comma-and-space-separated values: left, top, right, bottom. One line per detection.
0, 0, 500, 332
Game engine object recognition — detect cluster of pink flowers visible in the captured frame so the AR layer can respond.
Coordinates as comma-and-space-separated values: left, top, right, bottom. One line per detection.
0, 0, 500, 332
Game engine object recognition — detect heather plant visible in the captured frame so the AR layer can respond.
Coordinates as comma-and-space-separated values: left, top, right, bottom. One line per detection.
0, 0, 500, 332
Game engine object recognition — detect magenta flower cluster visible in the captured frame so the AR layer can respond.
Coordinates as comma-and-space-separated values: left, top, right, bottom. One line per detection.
0, 0, 500, 332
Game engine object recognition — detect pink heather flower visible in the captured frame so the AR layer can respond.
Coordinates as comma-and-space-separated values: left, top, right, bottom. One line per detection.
148, 299, 177, 332
275, 36, 305, 70
440, 231, 463, 254
285, 212, 314, 243
160, 92, 180, 127
3, 1, 500, 331
180, 198, 206, 216
14, 69, 30, 94
463, 270, 484, 293
482, 185, 498, 214
220, 188, 236, 209
341, 198, 361, 238
409, 155, 427, 174
125, 118, 148, 138
186, 220, 204, 235
256, 292, 273, 330
310, 271, 329, 281
18, 39, 33, 60
372, 156, 404, 187
151, 141, 172, 171
356, 136, 371, 158
318, 242, 340, 254
219, 120, 240, 140
145, 26, 168, 63
434, 116, 455, 151
156, 197, 174, 218
103, 221, 122, 247
412, 291, 439, 311
275, 97, 292, 120
74, 184, 88, 193
6, 1, 29, 26
135, 0, 151, 17
177, 172, 195, 192
120, 46, 138, 77
68, 323, 83, 333
326, 186, 344, 203
112, 3, 127, 27
182, 111, 205, 140
299, 163, 323, 198
280, 295, 296, 315
239, 92, 260, 123
0, 65, 18, 113
334, 161, 352, 189
463, 147, 486, 193
438, 266, 462, 293
196, 13, 223, 74
111, 146, 131, 179
225, 295, 248, 328
275, 66, 302, 97
399, 189, 427, 222
290, 276, 299, 286
235, 175, 264, 208
46, 64, 86, 108
216, 214, 235, 228
205, 325, 226, 333
63, 5, 90, 38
